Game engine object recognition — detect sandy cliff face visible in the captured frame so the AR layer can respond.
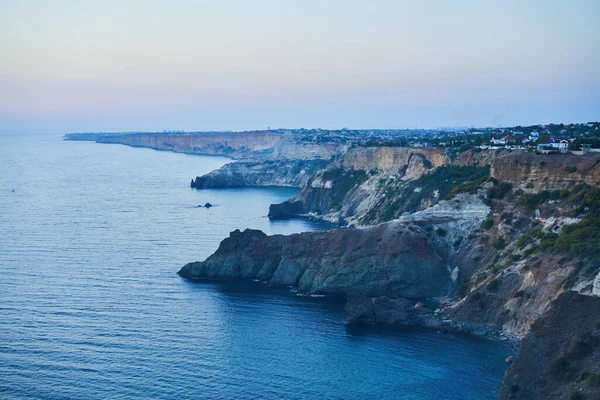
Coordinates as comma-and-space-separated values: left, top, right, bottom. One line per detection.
490, 153, 600, 190
338, 146, 449, 172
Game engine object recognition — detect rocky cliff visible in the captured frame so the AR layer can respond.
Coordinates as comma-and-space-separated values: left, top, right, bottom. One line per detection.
71, 131, 346, 161
179, 146, 600, 399
490, 152, 600, 190
191, 159, 330, 189
268, 149, 600, 227
498, 291, 600, 400
268, 146, 452, 225
178, 222, 453, 299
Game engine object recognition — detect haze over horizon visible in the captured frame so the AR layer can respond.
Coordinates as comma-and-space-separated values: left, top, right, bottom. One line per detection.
1, 0, 598, 133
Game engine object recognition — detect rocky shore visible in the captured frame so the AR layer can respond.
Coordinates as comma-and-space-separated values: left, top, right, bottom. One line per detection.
179, 146, 600, 399
71, 131, 600, 399
178, 223, 453, 299
190, 159, 329, 189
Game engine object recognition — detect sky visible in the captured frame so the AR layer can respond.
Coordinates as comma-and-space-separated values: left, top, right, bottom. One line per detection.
1, 0, 599, 132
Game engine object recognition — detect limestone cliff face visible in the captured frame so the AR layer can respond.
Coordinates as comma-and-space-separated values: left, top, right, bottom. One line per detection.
490, 153, 600, 190
338, 146, 449, 172
178, 222, 453, 299
95, 132, 346, 161
268, 147, 450, 225
97, 132, 282, 158
191, 159, 330, 189
453, 148, 518, 167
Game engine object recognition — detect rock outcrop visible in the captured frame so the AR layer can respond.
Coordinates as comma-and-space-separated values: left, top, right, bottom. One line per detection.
267, 147, 451, 225
178, 222, 453, 299
191, 159, 329, 189
344, 294, 440, 326
490, 152, 600, 190
498, 291, 600, 400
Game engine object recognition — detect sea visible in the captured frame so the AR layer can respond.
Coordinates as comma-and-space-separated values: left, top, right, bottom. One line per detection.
0, 132, 512, 399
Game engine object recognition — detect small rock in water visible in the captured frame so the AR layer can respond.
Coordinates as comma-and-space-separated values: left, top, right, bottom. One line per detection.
204, 202, 213, 208
505, 356, 514, 364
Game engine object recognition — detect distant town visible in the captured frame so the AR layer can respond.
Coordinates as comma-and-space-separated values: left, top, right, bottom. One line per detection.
285, 121, 600, 153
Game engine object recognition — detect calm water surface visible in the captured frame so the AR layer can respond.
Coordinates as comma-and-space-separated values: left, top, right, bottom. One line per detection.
0, 133, 511, 399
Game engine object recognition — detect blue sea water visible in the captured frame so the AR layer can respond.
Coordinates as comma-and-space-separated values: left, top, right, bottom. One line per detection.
0, 133, 511, 399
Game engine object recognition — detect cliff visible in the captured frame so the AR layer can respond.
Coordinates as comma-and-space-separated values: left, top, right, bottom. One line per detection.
178, 222, 453, 299
268, 146, 452, 225
191, 159, 330, 189
268, 149, 600, 227
66, 131, 346, 161
498, 291, 600, 400
179, 146, 600, 398
490, 152, 600, 190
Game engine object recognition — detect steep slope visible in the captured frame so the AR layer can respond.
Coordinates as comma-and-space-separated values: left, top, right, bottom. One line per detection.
498, 291, 600, 400
491, 152, 600, 190
180, 147, 600, 399
268, 146, 452, 225
191, 159, 330, 189
179, 222, 453, 299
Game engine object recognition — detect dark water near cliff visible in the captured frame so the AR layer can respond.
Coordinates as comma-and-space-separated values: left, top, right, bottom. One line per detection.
0, 133, 511, 399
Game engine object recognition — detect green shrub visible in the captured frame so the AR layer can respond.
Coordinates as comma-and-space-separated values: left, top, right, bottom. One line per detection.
570, 392, 585, 400
549, 357, 577, 381
457, 281, 471, 298
483, 219, 494, 230
476, 272, 488, 283
563, 275, 579, 290
470, 292, 482, 303
487, 279, 501, 291
494, 237, 507, 249
558, 256, 570, 265
572, 333, 600, 358
587, 373, 600, 387
514, 290, 525, 298
487, 181, 513, 200
436, 228, 447, 237
501, 212, 513, 223
585, 264, 600, 277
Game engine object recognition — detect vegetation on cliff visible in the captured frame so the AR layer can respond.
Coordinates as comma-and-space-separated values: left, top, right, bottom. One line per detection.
181, 144, 600, 399
314, 168, 369, 211
360, 165, 490, 225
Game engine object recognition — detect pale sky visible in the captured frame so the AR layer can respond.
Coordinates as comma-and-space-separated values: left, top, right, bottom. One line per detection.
1, 0, 599, 132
